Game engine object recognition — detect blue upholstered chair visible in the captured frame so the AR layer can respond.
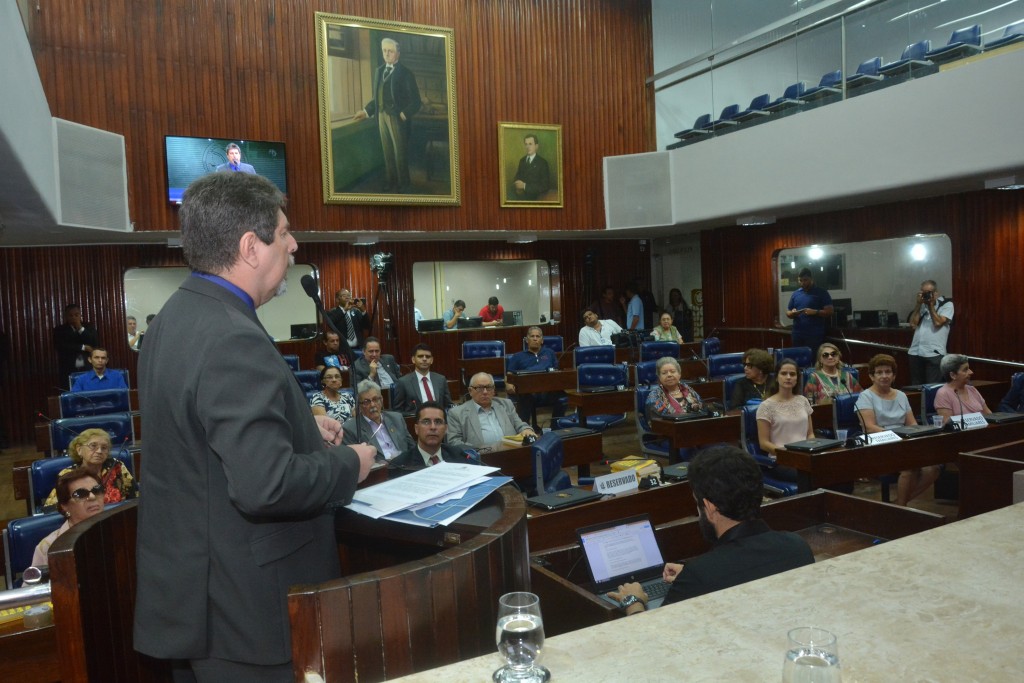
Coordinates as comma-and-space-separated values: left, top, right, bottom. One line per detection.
765, 82, 806, 111
521, 335, 564, 354
733, 94, 772, 122
293, 370, 321, 393
526, 432, 572, 496
69, 368, 131, 389
574, 345, 615, 367
3, 512, 64, 587
721, 373, 748, 411
59, 388, 131, 418
986, 20, 1024, 50
29, 449, 134, 514
701, 337, 721, 358
634, 386, 672, 459
707, 352, 745, 380
878, 40, 933, 75
554, 363, 629, 431
920, 383, 945, 424
282, 354, 300, 371
800, 70, 843, 101
924, 24, 982, 63
462, 340, 507, 390
635, 360, 659, 387
709, 103, 741, 131
49, 412, 134, 456
778, 347, 813, 370
832, 393, 863, 439
846, 57, 883, 88
740, 405, 799, 496
641, 341, 679, 362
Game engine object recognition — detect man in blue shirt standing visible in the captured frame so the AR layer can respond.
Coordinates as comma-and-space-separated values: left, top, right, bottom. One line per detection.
786, 268, 833, 352
505, 326, 566, 430
624, 283, 645, 331
71, 347, 128, 391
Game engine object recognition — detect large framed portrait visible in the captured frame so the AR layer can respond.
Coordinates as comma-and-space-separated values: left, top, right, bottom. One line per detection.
498, 122, 563, 208
315, 13, 460, 205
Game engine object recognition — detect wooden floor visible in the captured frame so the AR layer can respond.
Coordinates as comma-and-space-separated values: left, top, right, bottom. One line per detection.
0, 406, 959, 590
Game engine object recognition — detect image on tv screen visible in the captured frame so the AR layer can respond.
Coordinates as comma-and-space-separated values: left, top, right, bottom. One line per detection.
164, 136, 287, 203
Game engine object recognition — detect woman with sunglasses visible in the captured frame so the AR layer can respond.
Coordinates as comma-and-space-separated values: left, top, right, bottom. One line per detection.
44, 428, 135, 509
729, 348, 775, 412
32, 467, 105, 566
310, 366, 356, 423
803, 343, 862, 405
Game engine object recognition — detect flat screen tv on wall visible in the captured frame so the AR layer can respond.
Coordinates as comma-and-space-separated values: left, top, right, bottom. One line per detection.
164, 135, 287, 204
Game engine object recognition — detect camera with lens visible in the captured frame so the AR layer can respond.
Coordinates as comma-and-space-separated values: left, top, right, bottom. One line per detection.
921, 290, 933, 302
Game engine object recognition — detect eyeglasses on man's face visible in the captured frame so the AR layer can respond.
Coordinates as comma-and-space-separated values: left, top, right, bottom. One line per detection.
359, 396, 384, 406
71, 485, 104, 500
470, 385, 495, 392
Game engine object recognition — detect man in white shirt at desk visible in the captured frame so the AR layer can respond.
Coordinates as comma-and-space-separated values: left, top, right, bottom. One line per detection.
578, 306, 622, 347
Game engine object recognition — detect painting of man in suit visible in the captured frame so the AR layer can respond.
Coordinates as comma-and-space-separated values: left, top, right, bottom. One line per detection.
499, 122, 563, 208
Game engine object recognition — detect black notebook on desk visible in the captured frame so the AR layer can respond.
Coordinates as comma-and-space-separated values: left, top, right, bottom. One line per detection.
526, 487, 602, 510
985, 411, 1024, 425
661, 410, 710, 422
784, 437, 844, 453
892, 424, 942, 438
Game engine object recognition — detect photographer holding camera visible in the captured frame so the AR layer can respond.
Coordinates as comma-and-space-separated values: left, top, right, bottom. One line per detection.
908, 280, 954, 385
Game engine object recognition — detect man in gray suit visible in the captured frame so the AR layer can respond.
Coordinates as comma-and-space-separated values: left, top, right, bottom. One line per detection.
342, 379, 415, 461
350, 337, 402, 390
133, 172, 377, 683
392, 343, 452, 414
448, 372, 537, 447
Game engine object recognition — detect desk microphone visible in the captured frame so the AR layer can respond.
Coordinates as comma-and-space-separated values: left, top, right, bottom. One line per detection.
956, 388, 967, 431
300, 274, 345, 341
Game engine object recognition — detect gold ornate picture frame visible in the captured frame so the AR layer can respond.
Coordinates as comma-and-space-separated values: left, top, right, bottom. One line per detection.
498, 122, 563, 208
315, 13, 460, 205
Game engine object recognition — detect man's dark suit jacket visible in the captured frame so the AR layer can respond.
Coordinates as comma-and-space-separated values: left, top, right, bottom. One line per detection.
513, 154, 551, 201
663, 519, 814, 605
327, 306, 368, 349
133, 276, 362, 665
53, 322, 99, 387
388, 442, 471, 474
392, 370, 453, 414
215, 162, 256, 174
364, 62, 421, 123
341, 410, 415, 456
351, 354, 403, 391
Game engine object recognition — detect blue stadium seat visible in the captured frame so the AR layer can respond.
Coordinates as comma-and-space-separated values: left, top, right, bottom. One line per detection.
733, 94, 772, 122
462, 340, 506, 390
878, 40, 933, 75
740, 405, 798, 496
29, 449, 134, 514
800, 70, 843, 101
282, 354, 300, 371
708, 103, 741, 131
574, 346, 615, 367
641, 341, 679, 362
526, 432, 572, 496
50, 413, 134, 456
634, 386, 671, 459
673, 113, 713, 140
722, 373, 748, 411
920, 383, 944, 424
707, 352, 745, 379
635, 360, 658, 386
293, 370, 321, 393
555, 363, 628, 431
701, 337, 721, 357
985, 20, 1024, 50
3, 512, 64, 587
924, 24, 982, 63
766, 82, 806, 112
59, 388, 131, 417
778, 346, 813, 370
846, 57, 883, 88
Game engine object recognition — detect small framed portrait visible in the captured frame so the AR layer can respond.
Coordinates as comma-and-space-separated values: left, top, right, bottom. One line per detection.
498, 122, 563, 208
315, 13, 460, 205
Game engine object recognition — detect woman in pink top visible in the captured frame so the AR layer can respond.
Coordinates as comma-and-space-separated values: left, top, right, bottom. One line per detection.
756, 358, 813, 482
934, 353, 991, 425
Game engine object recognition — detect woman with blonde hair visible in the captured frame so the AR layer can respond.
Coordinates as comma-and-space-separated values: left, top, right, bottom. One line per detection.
44, 428, 135, 508
803, 342, 862, 405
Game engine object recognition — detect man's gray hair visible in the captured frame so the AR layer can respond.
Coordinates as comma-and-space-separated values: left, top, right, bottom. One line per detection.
356, 379, 382, 396
180, 172, 284, 275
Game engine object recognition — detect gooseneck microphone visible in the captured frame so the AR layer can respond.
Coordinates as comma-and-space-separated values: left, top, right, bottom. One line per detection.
300, 273, 345, 337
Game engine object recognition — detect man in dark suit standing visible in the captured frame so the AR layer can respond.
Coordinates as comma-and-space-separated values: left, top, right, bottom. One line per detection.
53, 303, 99, 388
133, 172, 377, 683
353, 37, 421, 192
215, 142, 256, 174
512, 133, 551, 201
392, 343, 452, 414
389, 402, 475, 473
326, 288, 367, 351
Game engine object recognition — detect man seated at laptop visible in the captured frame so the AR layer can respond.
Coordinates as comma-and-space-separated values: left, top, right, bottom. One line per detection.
448, 372, 537, 447
389, 402, 476, 474
607, 445, 814, 615
506, 326, 566, 430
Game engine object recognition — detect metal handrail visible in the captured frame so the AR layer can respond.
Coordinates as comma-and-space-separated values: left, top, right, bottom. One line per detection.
0, 582, 51, 612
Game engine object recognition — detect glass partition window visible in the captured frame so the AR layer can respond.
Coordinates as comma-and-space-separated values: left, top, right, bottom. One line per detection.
124, 264, 320, 348
775, 234, 952, 328
413, 260, 553, 326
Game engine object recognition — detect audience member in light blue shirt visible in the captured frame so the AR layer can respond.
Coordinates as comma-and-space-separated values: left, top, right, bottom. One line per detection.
624, 284, 645, 331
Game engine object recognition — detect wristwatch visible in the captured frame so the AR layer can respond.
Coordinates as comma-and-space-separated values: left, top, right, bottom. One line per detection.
619, 594, 644, 611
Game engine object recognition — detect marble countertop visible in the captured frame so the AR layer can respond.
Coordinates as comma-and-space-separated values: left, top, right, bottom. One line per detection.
390, 503, 1024, 682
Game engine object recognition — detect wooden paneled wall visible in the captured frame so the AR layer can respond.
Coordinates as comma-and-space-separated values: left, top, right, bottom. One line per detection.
28, 0, 654, 234
0, 239, 643, 444
700, 189, 1024, 368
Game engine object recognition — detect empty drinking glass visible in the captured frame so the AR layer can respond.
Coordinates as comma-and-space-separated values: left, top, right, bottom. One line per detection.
782, 626, 841, 682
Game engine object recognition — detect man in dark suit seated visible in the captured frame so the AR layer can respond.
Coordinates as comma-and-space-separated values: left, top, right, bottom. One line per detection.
392, 343, 452, 414
342, 379, 415, 462
607, 445, 815, 615
351, 337, 402, 391
389, 402, 475, 474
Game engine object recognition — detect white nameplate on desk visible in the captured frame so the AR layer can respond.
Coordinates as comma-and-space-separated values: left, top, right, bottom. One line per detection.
867, 430, 902, 445
594, 470, 639, 495
959, 412, 989, 430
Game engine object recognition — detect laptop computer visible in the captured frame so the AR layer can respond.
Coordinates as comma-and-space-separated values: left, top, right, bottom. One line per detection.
576, 514, 670, 609
784, 437, 844, 453
526, 487, 602, 510
892, 424, 943, 439
985, 411, 1024, 425
661, 410, 710, 422
418, 318, 444, 332
578, 385, 622, 394
457, 316, 483, 329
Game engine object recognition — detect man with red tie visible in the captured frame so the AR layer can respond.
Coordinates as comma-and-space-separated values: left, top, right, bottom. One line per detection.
393, 343, 452, 414
388, 402, 477, 473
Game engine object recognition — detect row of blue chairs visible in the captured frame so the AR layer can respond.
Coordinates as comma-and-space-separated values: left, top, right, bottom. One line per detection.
671, 22, 1023, 148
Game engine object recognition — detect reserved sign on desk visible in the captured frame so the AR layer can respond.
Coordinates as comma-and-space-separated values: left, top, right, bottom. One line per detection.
594, 470, 638, 495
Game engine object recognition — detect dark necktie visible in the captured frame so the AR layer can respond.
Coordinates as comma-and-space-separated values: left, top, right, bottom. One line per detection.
429, 455, 440, 465
422, 376, 434, 402
384, 65, 393, 80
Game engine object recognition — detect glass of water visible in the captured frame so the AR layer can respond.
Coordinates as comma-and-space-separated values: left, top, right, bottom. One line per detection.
494, 592, 549, 682
782, 627, 841, 683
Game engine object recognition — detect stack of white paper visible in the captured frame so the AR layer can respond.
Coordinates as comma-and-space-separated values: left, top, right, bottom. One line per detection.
346, 463, 512, 527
